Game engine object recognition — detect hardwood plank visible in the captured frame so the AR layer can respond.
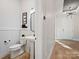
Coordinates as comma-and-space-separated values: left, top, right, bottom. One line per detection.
51, 40, 79, 59
2, 51, 30, 59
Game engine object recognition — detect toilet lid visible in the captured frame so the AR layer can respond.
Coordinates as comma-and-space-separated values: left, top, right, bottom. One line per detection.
9, 44, 22, 49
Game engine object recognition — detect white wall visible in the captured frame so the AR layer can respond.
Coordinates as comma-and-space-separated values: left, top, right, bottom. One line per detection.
55, 13, 74, 39
42, 0, 55, 58
0, 0, 21, 28
55, 0, 79, 40
72, 13, 79, 39
42, 0, 64, 59
0, 0, 21, 58
35, 0, 43, 59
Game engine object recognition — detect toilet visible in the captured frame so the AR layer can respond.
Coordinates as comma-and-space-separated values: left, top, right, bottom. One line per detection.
9, 29, 34, 58
9, 44, 24, 58
9, 37, 26, 58
9, 29, 28, 58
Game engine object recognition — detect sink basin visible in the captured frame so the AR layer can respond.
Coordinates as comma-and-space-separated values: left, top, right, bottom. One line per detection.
21, 36, 36, 42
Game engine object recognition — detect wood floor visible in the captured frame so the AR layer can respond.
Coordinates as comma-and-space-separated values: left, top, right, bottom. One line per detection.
51, 39, 79, 59
2, 51, 30, 59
